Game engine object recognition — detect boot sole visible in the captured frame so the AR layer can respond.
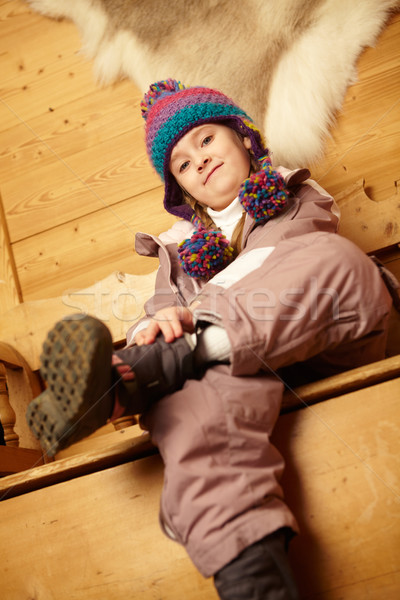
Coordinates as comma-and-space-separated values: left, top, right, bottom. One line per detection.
26, 315, 113, 456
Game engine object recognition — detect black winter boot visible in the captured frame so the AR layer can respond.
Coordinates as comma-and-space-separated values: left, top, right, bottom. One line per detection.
213, 530, 299, 600
26, 315, 114, 457
114, 333, 197, 414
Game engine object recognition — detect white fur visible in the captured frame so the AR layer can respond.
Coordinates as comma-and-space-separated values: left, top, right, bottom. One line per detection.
266, 0, 400, 166
28, 0, 75, 19
27, 0, 399, 167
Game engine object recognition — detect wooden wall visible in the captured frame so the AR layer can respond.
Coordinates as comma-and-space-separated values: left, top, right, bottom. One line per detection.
1, 0, 399, 310
0, 0, 176, 307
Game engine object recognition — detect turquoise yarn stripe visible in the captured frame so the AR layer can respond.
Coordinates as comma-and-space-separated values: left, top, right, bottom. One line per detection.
150, 103, 248, 178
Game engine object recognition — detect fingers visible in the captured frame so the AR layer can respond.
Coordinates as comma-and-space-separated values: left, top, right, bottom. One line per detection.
134, 306, 194, 345
152, 312, 183, 343
180, 307, 196, 334
134, 330, 150, 346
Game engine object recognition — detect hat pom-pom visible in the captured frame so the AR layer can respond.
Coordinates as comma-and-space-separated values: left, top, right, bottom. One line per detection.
239, 157, 289, 223
140, 79, 186, 120
178, 230, 234, 281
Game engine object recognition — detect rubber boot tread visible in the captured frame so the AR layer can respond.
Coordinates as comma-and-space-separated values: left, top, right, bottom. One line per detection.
26, 316, 113, 456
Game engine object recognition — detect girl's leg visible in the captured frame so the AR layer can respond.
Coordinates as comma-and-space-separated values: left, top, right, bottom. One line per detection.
141, 364, 299, 582
26, 315, 197, 455
141, 234, 391, 596
26, 306, 235, 455
193, 232, 392, 378
193, 325, 232, 364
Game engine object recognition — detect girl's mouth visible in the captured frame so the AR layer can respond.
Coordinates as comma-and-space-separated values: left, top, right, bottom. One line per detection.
205, 164, 222, 184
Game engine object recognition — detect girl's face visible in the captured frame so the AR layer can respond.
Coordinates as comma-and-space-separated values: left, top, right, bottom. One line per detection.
169, 123, 252, 211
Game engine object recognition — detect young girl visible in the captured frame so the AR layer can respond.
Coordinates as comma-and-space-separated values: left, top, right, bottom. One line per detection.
27, 79, 392, 599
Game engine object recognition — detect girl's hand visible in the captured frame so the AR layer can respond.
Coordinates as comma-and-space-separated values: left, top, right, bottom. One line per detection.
135, 306, 195, 345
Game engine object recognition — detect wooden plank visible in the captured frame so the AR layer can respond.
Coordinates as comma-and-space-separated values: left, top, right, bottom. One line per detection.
13, 174, 400, 304
0, 84, 147, 187
311, 13, 400, 203
282, 354, 400, 410
1, 125, 160, 243
3, 223, 400, 377
1, 361, 398, 497
13, 186, 175, 301
0, 454, 218, 599
0, 341, 25, 369
0, 6, 86, 110
0, 2, 160, 243
53, 420, 142, 460
334, 180, 400, 253
1, 54, 97, 127
0, 191, 22, 313
314, 103, 400, 204
274, 378, 400, 599
0, 446, 44, 476
0, 430, 156, 501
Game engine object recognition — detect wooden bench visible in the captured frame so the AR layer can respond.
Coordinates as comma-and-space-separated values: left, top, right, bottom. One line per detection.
0, 351, 399, 598
0, 180, 399, 598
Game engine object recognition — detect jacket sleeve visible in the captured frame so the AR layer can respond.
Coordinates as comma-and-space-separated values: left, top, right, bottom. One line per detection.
125, 266, 181, 345
124, 248, 182, 346
125, 227, 202, 345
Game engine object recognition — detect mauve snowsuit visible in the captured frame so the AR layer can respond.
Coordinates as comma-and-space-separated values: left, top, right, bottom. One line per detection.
127, 168, 392, 577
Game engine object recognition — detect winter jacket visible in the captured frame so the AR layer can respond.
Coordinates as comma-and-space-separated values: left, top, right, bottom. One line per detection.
127, 167, 338, 344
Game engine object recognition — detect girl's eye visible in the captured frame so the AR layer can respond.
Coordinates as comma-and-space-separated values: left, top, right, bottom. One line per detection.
202, 135, 212, 146
179, 160, 189, 173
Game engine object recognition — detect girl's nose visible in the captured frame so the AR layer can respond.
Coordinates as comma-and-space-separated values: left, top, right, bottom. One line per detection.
197, 156, 210, 172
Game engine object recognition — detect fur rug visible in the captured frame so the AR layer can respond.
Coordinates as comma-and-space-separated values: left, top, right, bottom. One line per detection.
27, 0, 399, 167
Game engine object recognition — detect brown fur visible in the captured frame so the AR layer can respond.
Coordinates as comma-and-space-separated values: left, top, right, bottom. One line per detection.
97, 0, 321, 126
28, 0, 400, 166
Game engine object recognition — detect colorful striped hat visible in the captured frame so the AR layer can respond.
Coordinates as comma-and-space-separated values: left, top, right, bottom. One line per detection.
141, 79, 267, 221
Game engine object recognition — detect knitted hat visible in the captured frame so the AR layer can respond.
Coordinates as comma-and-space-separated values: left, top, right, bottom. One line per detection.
141, 79, 267, 221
